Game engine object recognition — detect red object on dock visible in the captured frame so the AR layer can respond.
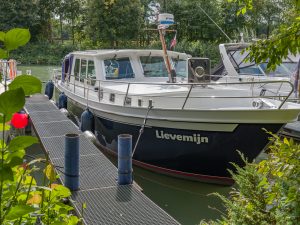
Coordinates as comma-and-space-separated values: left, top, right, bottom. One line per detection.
11, 112, 28, 129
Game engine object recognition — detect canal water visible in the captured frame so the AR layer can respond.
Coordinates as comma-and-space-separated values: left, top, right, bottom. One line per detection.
19, 65, 231, 225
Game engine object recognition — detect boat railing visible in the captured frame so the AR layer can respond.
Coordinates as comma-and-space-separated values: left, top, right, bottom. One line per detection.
59, 74, 294, 110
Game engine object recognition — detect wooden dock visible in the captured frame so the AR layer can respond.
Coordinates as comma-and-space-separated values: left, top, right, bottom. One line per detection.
25, 94, 180, 225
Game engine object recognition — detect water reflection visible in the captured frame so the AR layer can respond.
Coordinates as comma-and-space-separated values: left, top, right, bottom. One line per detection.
133, 166, 231, 225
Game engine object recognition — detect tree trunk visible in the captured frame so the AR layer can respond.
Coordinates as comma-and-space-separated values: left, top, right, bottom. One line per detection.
72, 18, 75, 45
60, 14, 63, 44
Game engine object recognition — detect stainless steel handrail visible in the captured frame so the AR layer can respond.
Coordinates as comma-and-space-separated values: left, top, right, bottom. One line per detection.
60, 74, 294, 110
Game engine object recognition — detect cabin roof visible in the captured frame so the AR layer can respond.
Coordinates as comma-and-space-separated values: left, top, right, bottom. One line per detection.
70, 49, 189, 58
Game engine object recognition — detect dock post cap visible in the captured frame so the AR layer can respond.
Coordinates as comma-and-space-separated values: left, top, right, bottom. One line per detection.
65, 133, 79, 138
118, 134, 132, 139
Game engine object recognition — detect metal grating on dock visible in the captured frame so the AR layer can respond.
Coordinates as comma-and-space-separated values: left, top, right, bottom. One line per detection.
25, 94, 180, 225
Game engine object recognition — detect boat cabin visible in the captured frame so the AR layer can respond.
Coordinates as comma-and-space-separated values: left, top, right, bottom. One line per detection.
62, 50, 191, 83
61, 49, 213, 85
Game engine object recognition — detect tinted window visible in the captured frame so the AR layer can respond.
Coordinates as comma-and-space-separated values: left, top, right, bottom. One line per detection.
74, 58, 80, 80
172, 58, 187, 77
80, 59, 87, 81
140, 56, 168, 77
239, 66, 263, 75
87, 60, 95, 79
104, 58, 134, 79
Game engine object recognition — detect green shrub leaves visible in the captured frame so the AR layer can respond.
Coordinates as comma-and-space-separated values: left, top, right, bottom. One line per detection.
9, 75, 42, 96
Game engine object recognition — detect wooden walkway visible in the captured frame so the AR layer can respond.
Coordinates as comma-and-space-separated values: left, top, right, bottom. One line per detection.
25, 94, 180, 225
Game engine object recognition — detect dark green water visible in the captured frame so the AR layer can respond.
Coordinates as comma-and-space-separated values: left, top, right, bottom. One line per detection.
21, 65, 231, 225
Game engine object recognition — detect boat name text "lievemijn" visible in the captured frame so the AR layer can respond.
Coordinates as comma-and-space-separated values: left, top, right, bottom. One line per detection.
155, 130, 208, 144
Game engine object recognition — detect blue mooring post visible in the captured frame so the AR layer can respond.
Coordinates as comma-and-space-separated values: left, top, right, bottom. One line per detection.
118, 134, 133, 185
64, 133, 79, 191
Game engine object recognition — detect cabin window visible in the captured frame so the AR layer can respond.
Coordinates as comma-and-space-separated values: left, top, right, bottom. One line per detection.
87, 60, 96, 85
104, 57, 134, 79
80, 59, 87, 82
140, 56, 168, 77
259, 63, 292, 77
172, 57, 187, 77
239, 66, 263, 76
74, 59, 80, 80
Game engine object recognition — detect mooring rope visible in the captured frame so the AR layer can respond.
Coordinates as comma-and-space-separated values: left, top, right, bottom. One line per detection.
132, 104, 153, 157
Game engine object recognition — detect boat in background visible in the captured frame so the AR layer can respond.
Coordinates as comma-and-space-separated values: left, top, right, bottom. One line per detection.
54, 47, 300, 185
217, 43, 299, 78
213, 43, 300, 99
0, 59, 18, 94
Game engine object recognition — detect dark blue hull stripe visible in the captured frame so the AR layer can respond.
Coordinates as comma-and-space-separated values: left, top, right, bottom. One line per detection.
67, 97, 282, 180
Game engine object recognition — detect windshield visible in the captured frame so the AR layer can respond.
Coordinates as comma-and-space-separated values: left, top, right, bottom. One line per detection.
171, 58, 187, 77
259, 63, 293, 77
140, 55, 187, 78
104, 57, 134, 79
228, 49, 297, 77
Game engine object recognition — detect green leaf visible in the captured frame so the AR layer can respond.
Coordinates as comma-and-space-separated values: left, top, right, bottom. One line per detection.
52, 222, 67, 225
6, 205, 36, 220
67, 215, 79, 225
44, 164, 56, 182
283, 138, 290, 146
0, 166, 13, 181
0, 88, 25, 116
4, 28, 31, 51
0, 123, 10, 131
0, 31, 5, 41
9, 75, 42, 96
0, 48, 8, 59
7, 136, 38, 152
241, 7, 247, 14
53, 185, 71, 198
5, 148, 25, 167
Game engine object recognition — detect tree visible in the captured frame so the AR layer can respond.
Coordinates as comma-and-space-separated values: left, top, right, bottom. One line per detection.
0, 0, 59, 42
54, 0, 81, 44
162, 0, 224, 41
0, 1, 39, 38
230, 0, 300, 70
85, 0, 144, 47
36, 0, 60, 42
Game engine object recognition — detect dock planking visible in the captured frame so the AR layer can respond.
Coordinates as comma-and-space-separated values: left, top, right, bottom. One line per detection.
25, 94, 180, 225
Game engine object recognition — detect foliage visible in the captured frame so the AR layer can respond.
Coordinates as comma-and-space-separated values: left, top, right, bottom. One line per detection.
0, 28, 30, 59
163, 39, 219, 67
228, 0, 300, 71
158, 0, 225, 42
202, 134, 300, 225
0, 28, 80, 224
8, 75, 42, 96
85, 0, 144, 46
0, 1, 38, 38
10, 42, 77, 65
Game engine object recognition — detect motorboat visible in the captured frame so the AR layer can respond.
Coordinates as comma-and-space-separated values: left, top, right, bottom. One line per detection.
54, 48, 300, 185
217, 43, 299, 78
214, 43, 300, 99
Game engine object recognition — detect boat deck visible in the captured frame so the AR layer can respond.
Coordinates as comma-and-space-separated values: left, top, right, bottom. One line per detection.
25, 94, 180, 225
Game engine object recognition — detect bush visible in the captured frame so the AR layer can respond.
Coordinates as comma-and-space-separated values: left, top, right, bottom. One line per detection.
10, 42, 77, 65
148, 39, 221, 68
203, 134, 300, 225
10, 39, 221, 68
